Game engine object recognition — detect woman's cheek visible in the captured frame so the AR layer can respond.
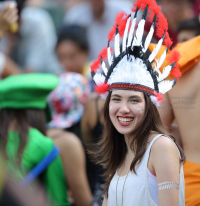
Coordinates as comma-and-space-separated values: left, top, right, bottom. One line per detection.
130, 105, 145, 116
109, 103, 119, 116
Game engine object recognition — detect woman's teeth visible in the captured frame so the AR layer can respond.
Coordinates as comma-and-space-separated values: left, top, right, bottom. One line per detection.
118, 117, 134, 123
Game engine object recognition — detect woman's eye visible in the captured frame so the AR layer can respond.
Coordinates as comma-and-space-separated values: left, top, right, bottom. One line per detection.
130, 99, 139, 103
112, 98, 120, 101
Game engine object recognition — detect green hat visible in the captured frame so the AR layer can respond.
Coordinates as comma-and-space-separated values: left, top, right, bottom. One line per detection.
0, 73, 59, 109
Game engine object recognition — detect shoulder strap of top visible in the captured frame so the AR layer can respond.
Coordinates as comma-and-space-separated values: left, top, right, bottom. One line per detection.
145, 134, 181, 160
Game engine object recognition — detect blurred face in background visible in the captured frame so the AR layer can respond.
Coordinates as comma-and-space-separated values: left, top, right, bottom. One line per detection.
178, 30, 197, 43
89, 0, 105, 19
56, 40, 88, 74
158, 0, 194, 30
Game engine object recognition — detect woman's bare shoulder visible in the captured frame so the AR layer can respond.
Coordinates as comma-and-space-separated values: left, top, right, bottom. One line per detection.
58, 131, 82, 148
152, 135, 177, 150
47, 129, 82, 151
151, 135, 180, 163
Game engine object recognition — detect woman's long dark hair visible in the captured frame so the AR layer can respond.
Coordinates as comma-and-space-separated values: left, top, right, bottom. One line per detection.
93, 91, 185, 196
0, 108, 47, 162
0, 109, 29, 162
27, 109, 46, 136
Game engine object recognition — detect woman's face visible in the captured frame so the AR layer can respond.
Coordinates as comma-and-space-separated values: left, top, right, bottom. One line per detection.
109, 90, 146, 136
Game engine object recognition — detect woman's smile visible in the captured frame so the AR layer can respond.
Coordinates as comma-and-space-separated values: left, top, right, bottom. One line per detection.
117, 116, 135, 126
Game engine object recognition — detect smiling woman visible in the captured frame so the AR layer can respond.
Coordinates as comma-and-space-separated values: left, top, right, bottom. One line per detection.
89, 0, 186, 205
94, 89, 185, 206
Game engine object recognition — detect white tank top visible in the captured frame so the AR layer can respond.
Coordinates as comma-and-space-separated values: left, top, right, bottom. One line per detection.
107, 134, 185, 206
147, 168, 158, 204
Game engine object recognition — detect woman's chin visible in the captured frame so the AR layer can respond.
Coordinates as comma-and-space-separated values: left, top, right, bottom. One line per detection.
116, 127, 134, 136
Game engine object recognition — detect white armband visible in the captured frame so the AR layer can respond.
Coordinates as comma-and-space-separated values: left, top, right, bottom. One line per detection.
158, 181, 179, 190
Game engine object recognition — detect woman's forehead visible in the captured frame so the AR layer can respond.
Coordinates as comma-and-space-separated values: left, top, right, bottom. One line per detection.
111, 90, 144, 98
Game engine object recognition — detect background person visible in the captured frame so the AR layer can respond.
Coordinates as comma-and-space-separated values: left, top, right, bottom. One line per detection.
81, 92, 105, 205
157, 34, 200, 206
0, 1, 21, 78
0, 73, 73, 205
47, 72, 92, 206
56, 25, 90, 79
0, 0, 62, 74
63, 0, 132, 61
177, 16, 200, 43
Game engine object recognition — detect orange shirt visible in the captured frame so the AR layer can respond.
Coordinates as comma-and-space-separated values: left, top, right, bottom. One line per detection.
149, 35, 200, 77
184, 161, 200, 206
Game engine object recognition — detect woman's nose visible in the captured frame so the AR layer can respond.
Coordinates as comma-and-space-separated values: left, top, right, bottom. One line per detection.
119, 103, 130, 114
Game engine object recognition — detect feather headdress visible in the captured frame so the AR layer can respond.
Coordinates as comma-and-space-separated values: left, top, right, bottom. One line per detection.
90, 0, 181, 106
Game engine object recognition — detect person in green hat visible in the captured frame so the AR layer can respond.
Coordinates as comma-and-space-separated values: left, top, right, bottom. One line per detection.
0, 73, 71, 206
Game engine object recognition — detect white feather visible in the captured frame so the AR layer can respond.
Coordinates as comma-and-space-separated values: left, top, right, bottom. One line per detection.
102, 61, 108, 75
143, 24, 154, 53
123, 16, 131, 52
114, 32, 120, 57
148, 37, 163, 62
158, 80, 175, 94
93, 73, 106, 85
108, 55, 155, 90
107, 47, 113, 66
150, 95, 160, 106
127, 17, 136, 47
100, 92, 109, 99
157, 65, 172, 82
132, 19, 145, 47
155, 50, 167, 71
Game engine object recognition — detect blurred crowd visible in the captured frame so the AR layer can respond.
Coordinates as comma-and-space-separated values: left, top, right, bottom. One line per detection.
0, 0, 199, 206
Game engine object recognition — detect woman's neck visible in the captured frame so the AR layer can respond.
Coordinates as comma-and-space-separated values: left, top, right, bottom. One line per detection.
124, 134, 135, 155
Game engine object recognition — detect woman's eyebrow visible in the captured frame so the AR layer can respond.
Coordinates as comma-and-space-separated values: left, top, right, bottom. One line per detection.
111, 94, 121, 98
129, 95, 141, 98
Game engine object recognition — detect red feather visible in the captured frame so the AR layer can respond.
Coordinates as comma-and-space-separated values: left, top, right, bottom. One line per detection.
95, 83, 108, 94
108, 11, 128, 41
156, 12, 168, 38
108, 25, 116, 41
134, 0, 147, 11
163, 32, 173, 47
167, 50, 181, 78
115, 11, 128, 37
170, 67, 182, 79
167, 50, 181, 64
132, 2, 138, 12
148, 4, 161, 22
90, 59, 100, 72
134, 0, 158, 11
98, 47, 107, 61
151, 2, 160, 15
154, 91, 164, 102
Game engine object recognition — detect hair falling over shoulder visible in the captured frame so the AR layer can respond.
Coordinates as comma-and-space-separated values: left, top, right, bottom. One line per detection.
92, 92, 185, 197
0, 109, 29, 164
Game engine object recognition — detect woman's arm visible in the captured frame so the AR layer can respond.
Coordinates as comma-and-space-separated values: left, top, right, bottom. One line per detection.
81, 98, 94, 150
0, 2, 18, 38
1, 55, 21, 78
151, 136, 181, 206
57, 133, 92, 206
